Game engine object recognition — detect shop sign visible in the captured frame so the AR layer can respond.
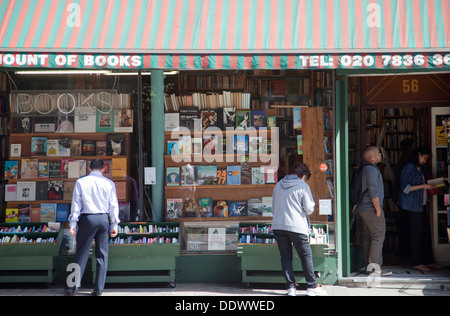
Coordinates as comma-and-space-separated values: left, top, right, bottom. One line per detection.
0, 52, 449, 70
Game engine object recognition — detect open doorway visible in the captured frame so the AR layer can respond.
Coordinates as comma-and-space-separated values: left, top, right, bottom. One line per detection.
348, 73, 450, 278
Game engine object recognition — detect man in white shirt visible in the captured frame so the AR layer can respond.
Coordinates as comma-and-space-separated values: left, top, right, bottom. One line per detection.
66, 159, 120, 296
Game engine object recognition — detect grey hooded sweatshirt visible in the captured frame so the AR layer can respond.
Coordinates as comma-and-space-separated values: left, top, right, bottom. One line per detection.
271, 175, 315, 236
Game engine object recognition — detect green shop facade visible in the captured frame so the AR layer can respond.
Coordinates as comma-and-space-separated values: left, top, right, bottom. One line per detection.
0, 0, 449, 285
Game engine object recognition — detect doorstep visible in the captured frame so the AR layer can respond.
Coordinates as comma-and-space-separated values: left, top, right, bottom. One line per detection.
338, 266, 450, 291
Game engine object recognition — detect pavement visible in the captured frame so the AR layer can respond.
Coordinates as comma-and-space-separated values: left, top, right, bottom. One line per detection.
0, 281, 449, 297
1, 265, 449, 297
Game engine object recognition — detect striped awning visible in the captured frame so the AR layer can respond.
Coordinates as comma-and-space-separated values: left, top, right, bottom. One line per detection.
0, 0, 449, 69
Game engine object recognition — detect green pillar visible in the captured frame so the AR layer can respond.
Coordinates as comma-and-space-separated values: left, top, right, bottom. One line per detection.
335, 77, 351, 277
151, 70, 165, 222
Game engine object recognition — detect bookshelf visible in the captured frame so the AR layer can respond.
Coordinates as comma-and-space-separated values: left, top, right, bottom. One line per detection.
164, 70, 336, 253
4, 90, 133, 223
0, 222, 63, 284
237, 222, 336, 285
91, 222, 180, 286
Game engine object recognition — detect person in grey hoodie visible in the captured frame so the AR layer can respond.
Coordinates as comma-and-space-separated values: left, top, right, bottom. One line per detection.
272, 163, 327, 297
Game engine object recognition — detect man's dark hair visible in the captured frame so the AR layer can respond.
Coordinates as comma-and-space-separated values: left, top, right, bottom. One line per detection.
90, 159, 104, 171
290, 162, 311, 180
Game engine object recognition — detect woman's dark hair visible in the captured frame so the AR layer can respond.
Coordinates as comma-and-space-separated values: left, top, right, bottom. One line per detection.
90, 159, 105, 171
409, 145, 431, 167
291, 163, 311, 180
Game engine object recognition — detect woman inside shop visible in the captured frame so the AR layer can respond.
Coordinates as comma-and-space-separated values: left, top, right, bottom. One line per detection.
398, 146, 444, 272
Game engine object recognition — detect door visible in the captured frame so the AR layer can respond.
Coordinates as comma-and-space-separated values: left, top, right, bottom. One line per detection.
431, 107, 450, 263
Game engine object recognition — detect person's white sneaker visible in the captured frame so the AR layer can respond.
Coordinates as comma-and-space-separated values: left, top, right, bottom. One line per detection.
306, 287, 328, 296
287, 288, 296, 296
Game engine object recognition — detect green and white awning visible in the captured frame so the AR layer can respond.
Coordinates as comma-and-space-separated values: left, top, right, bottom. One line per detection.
0, 0, 449, 69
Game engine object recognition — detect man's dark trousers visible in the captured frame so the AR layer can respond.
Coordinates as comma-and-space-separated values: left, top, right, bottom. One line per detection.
74, 213, 109, 292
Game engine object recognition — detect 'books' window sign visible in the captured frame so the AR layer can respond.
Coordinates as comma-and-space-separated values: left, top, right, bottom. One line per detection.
10, 90, 121, 116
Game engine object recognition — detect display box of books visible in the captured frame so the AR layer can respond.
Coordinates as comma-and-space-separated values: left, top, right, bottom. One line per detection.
104, 222, 181, 257
0, 222, 63, 256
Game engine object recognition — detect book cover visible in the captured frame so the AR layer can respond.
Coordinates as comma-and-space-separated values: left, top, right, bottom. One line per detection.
248, 197, 263, 216
81, 139, 96, 156
262, 196, 273, 217
60, 158, 74, 178
236, 111, 250, 130
13, 116, 33, 133
252, 167, 265, 185
181, 164, 197, 186
35, 181, 49, 200
213, 200, 229, 217
115, 181, 127, 200
5, 184, 17, 201
16, 181, 36, 201
63, 181, 76, 201
197, 165, 218, 185
106, 133, 126, 156
57, 138, 71, 157
40, 203, 57, 222
251, 111, 266, 129
264, 166, 278, 184
38, 161, 49, 178
111, 158, 127, 178
201, 110, 218, 130
70, 139, 82, 156
18, 204, 31, 222
184, 198, 198, 217
166, 198, 183, 219
55, 114, 74, 133
178, 135, 192, 156
228, 201, 247, 217
114, 109, 133, 133
293, 107, 302, 129
226, 165, 241, 185
240, 155, 252, 185
56, 203, 70, 222
4, 161, 18, 180
234, 135, 248, 154
118, 202, 131, 222
68, 160, 81, 179
167, 140, 179, 155
198, 198, 213, 217
166, 167, 180, 186
46, 139, 59, 156
5, 208, 18, 223
31, 137, 47, 156
249, 136, 262, 154
34, 116, 56, 133
96, 140, 107, 156
48, 180, 64, 200
267, 116, 276, 129
222, 107, 236, 129
216, 169, 227, 185
48, 160, 61, 178
21, 158, 38, 179
203, 135, 218, 155
164, 113, 180, 132
74, 106, 96, 133
297, 135, 303, 155
179, 107, 199, 131
103, 160, 112, 177
30, 207, 41, 222
96, 111, 115, 133
192, 138, 203, 156
10, 144, 22, 157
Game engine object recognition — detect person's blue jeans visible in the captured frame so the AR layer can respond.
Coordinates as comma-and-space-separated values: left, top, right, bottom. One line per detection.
273, 230, 317, 289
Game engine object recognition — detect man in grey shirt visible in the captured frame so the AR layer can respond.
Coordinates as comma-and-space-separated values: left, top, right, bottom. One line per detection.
357, 146, 391, 276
